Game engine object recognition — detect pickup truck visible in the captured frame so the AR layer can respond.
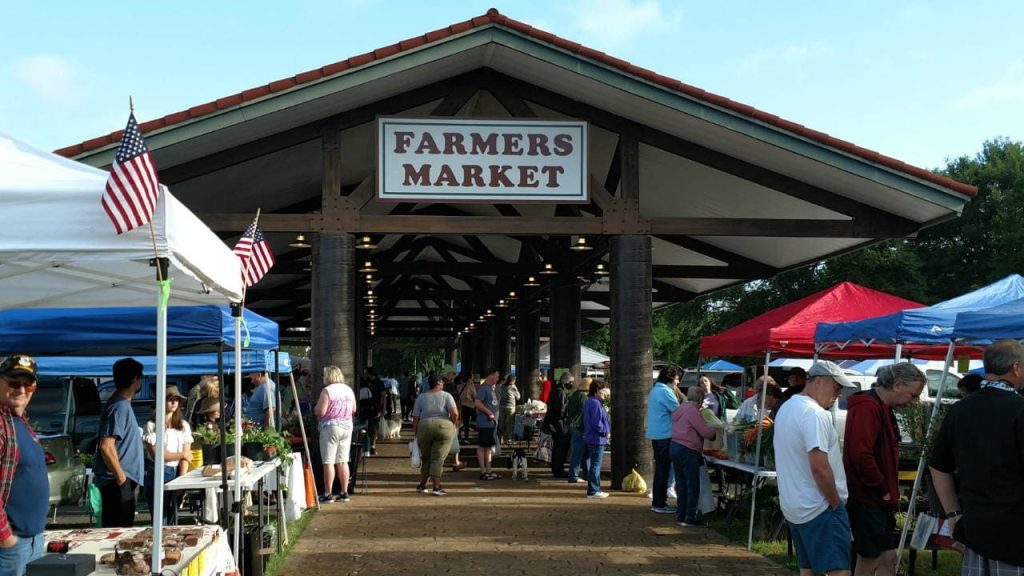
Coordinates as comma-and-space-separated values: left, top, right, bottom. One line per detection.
30, 378, 99, 506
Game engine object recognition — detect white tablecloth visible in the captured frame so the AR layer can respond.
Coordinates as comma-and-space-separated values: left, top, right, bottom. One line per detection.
44, 526, 236, 576
705, 456, 777, 478
265, 453, 307, 522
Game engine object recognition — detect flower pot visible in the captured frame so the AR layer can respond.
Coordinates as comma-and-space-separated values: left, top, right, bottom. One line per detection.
202, 444, 223, 465
241, 442, 264, 461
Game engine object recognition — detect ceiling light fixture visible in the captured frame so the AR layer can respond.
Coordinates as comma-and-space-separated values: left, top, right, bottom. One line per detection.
540, 263, 556, 275
595, 263, 609, 276
570, 236, 592, 251
288, 233, 311, 249
507, 290, 517, 300
524, 276, 540, 287
496, 299, 507, 308
361, 261, 377, 274
356, 235, 377, 250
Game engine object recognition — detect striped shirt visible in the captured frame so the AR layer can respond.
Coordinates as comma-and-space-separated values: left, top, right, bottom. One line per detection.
0, 405, 38, 541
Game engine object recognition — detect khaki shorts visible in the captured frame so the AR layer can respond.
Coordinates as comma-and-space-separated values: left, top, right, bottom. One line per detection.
319, 424, 353, 465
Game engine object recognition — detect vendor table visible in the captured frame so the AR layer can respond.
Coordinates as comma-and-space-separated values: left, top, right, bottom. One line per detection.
42, 526, 235, 576
704, 456, 776, 525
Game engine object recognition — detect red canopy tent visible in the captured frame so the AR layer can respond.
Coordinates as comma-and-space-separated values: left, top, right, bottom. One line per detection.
700, 281, 925, 358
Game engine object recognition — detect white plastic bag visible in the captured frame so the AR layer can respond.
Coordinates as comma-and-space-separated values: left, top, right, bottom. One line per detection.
492, 442, 502, 458
409, 440, 421, 469
698, 464, 715, 514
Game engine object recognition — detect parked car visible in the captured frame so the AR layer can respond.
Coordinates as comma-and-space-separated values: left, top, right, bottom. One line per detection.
29, 377, 99, 506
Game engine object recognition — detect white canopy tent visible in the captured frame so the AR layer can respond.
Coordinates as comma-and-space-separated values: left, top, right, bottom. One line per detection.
0, 133, 246, 569
538, 343, 610, 369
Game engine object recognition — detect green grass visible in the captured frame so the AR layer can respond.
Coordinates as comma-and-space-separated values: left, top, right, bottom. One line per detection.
265, 508, 318, 576
705, 512, 963, 576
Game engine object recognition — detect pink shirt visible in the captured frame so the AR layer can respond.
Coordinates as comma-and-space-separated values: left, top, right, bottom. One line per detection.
319, 383, 356, 430
670, 402, 716, 452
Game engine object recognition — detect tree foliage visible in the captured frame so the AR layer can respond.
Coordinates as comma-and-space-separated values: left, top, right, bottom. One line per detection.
583, 138, 1024, 367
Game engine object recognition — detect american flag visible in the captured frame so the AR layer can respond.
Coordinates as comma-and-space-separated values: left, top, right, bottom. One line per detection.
233, 219, 275, 287
102, 112, 160, 234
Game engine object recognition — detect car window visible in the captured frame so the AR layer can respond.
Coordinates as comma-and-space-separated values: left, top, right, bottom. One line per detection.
28, 379, 67, 434
925, 370, 961, 399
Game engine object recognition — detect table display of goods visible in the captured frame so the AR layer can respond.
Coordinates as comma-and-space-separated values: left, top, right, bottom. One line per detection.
39, 526, 228, 576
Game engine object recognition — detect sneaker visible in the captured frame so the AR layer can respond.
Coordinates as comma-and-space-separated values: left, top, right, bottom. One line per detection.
432, 488, 447, 496
416, 484, 427, 494
587, 492, 610, 499
652, 506, 678, 514
679, 518, 706, 527
318, 494, 334, 503
336, 493, 350, 503
667, 487, 678, 500
567, 478, 584, 484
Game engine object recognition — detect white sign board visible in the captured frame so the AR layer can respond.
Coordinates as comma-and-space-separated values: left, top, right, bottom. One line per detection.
377, 117, 588, 203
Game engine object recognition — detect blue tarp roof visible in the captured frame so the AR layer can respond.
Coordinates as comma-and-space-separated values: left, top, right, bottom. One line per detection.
0, 305, 278, 355
701, 360, 743, 371
34, 350, 290, 376
953, 298, 1024, 341
815, 274, 1024, 345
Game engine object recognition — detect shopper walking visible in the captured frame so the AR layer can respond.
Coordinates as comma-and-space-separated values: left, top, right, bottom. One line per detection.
583, 380, 611, 498
412, 373, 459, 495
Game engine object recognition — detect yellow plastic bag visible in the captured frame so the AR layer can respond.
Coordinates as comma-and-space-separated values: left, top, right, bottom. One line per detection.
622, 468, 648, 494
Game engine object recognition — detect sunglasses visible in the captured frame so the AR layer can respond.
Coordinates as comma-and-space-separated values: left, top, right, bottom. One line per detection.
3, 378, 37, 390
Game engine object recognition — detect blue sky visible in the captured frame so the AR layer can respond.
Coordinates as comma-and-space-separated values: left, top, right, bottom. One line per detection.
2, 0, 1021, 171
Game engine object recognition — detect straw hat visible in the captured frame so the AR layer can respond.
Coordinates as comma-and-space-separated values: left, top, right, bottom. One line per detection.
166, 385, 187, 401
197, 396, 220, 415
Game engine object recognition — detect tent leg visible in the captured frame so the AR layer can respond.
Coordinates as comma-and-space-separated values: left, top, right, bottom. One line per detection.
748, 350, 771, 550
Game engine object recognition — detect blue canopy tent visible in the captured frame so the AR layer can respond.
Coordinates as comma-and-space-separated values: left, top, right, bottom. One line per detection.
701, 359, 743, 371
0, 305, 278, 355
0, 304, 283, 543
815, 274, 1024, 359
951, 297, 1024, 341
35, 350, 291, 378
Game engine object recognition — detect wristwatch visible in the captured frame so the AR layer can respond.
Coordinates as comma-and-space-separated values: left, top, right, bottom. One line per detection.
944, 510, 962, 519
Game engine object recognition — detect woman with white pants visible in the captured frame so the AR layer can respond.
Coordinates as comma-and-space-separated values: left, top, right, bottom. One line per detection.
315, 365, 356, 503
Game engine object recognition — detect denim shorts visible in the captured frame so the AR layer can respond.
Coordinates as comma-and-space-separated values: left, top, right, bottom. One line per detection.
789, 504, 852, 573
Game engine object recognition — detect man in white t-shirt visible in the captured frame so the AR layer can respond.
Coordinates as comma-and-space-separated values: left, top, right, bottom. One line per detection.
773, 360, 857, 576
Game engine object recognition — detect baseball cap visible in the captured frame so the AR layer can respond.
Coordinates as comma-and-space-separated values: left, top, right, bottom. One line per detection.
807, 360, 855, 388
0, 354, 38, 383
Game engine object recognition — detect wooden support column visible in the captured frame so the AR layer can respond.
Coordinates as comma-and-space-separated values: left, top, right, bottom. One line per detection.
490, 316, 511, 377
311, 232, 356, 395
550, 275, 582, 381
609, 235, 653, 490
516, 302, 541, 400
482, 322, 497, 374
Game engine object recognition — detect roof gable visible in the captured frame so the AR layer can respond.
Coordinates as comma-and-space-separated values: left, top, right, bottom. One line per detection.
57, 8, 974, 197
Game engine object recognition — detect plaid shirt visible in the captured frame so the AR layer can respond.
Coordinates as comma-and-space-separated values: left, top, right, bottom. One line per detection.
0, 404, 35, 541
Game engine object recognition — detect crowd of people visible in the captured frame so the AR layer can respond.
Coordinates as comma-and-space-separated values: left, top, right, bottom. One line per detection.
2, 345, 1021, 576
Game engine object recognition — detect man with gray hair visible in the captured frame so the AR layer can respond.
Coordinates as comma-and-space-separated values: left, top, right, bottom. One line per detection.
844, 363, 925, 576
774, 360, 858, 576
929, 339, 1024, 575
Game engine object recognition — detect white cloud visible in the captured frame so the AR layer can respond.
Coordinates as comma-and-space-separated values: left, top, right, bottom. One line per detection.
740, 42, 833, 73
568, 0, 681, 47
953, 59, 1024, 110
11, 54, 84, 108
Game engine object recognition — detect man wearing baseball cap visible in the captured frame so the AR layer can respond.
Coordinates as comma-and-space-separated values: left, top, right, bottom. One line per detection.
773, 360, 857, 576
0, 354, 49, 576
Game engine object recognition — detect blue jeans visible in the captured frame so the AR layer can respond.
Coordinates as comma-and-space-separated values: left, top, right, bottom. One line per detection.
586, 443, 605, 495
651, 438, 673, 507
568, 429, 590, 481
145, 465, 181, 526
670, 442, 703, 522
0, 533, 44, 576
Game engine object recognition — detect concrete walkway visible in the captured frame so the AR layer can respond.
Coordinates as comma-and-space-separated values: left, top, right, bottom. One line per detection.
281, 431, 791, 576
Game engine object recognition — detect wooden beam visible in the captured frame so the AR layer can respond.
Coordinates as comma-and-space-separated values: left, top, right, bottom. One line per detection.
652, 264, 769, 279
655, 235, 778, 274
652, 280, 696, 302
358, 215, 603, 235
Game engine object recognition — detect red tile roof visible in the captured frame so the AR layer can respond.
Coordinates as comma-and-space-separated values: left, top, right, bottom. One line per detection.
55, 8, 977, 196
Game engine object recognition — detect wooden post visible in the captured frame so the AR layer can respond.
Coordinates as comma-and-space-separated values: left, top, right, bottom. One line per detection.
516, 302, 541, 400
311, 232, 356, 394
609, 234, 652, 490
549, 276, 582, 381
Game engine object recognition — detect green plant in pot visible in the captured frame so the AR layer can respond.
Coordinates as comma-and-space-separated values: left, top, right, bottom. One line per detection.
238, 420, 293, 464
193, 424, 224, 464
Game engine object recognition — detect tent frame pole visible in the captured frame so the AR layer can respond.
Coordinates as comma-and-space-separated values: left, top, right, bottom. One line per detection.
231, 304, 244, 565
896, 340, 956, 567
217, 345, 229, 530
748, 350, 771, 550
150, 258, 170, 576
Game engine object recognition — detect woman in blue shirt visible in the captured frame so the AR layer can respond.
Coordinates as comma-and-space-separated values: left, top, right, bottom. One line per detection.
582, 380, 611, 499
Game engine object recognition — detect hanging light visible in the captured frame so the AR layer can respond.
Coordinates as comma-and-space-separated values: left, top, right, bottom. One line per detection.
595, 263, 609, 276
540, 262, 556, 275
364, 289, 374, 299
361, 261, 377, 274
485, 309, 495, 318
507, 290, 517, 300
524, 276, 540, 287
365, 274, 374, 284
496, 299, 507, 308
570, 236, 592, 251
303, 261, 313, 272
356, 235, 377, 250
288, 233, 311, 249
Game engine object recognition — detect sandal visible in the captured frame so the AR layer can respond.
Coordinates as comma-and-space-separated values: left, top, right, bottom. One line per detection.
480, 472, 502, 481
453, 462, 467, 472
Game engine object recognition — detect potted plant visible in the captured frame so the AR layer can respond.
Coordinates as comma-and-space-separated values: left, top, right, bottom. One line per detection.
193, 424, 223, 464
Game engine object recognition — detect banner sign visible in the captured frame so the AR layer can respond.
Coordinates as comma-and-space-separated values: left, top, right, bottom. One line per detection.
377, 117, 588, 203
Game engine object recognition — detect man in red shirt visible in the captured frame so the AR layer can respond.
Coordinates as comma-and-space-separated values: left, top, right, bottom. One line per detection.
843, 362, 925, 576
